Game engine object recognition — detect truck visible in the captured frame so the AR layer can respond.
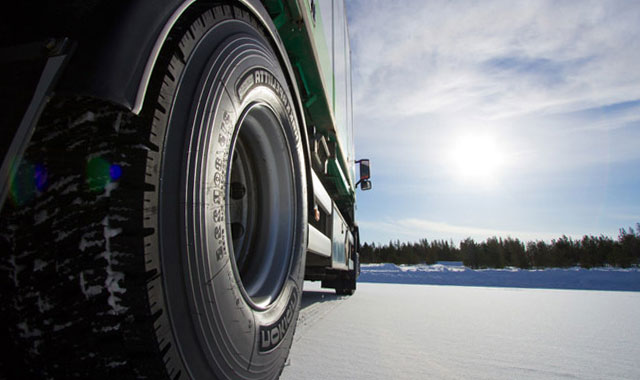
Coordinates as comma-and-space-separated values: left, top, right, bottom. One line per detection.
0, 0, 371, 378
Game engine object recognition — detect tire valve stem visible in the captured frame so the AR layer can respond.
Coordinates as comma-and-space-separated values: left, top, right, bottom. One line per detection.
230, 182, 246, 199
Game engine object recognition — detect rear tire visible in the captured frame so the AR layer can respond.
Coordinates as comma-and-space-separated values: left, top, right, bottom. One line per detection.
335, 287, 355, 296
333, 253, 359, 296
333, 271, 357, 296
0, 4, 306, 379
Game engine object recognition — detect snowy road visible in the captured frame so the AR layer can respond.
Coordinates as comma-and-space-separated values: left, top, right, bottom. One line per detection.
281, 281, 640, 380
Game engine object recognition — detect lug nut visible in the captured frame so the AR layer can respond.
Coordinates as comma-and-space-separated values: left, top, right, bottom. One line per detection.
230, 182, 246, 199
231, 223, 245, 240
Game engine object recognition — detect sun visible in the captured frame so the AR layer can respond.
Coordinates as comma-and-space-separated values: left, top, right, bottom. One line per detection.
449, 134, 504, 184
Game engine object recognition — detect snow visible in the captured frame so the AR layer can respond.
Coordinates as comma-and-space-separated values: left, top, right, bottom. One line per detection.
77, 216, 127, 316
17, 322, 43, 355
34, 210, 48, 225
54, 229, 74, 242
33, 259, 47, 272
17, 322, 42, 339
106, 360, 127, 368
78, 231, 102, 252
47, 175, 80, 193
282, 281, 640, 380
8, 255, 22, 287
100, 181, 118, 198
112, 111, 123, 133
60, 183, 79, 195
53, 322, 73, 332
70, 111, 96, 127
79, 271, 102, 299
36, 294, 53, 313
100, 216, 127, 315
99, 324, 121, 333
359, 263, 640, 291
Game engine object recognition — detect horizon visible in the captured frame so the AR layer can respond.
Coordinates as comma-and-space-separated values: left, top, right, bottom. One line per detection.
360, 221, 640, 247
359, 222, 640, 251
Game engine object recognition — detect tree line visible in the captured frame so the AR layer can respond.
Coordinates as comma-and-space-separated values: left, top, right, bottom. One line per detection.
360, 224, 640, 269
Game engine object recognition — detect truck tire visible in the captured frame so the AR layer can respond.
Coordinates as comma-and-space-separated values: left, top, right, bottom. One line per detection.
334, 271, 357, 296
0, 4, 306, 380
336, 286, 355, 296
326, 254, 358, 295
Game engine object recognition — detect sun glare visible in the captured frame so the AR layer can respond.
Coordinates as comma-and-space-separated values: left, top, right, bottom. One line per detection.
449, 134, 504, 185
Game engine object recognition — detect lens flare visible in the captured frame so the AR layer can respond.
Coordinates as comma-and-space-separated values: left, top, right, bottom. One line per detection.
109, 164, 122, 181
86, 157, 122, 192
8, 160, 39, 206
86, 157, 112, 192
34, 164, 48, 192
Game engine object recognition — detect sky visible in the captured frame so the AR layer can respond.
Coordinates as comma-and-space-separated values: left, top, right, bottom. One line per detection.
345, 0, 640, 245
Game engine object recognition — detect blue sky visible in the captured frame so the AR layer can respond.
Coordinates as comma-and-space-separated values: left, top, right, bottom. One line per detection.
345, 0, 640, 244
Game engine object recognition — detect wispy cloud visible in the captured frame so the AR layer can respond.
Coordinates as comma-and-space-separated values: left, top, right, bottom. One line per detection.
348, 0, 640, 121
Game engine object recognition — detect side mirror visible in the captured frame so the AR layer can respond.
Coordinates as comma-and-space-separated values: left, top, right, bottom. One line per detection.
356, 159, 371, 191
358, 159, 370, 181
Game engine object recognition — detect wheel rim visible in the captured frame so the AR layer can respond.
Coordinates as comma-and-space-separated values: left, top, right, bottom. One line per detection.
227, 102, 296, 309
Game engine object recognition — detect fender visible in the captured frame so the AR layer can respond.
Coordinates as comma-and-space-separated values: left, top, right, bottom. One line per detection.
53, 0, 294, 114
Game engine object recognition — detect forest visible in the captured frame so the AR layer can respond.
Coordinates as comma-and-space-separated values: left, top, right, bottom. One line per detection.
359, 224, 640, 269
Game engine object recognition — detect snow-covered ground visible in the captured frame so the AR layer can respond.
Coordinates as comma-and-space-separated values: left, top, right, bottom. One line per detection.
281, 267, 640, 379
359, 262, 640, 291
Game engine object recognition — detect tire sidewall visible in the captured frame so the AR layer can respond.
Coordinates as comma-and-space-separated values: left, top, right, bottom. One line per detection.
151, 13, 306, 379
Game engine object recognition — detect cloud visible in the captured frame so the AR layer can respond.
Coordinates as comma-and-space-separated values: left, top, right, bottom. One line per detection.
348, 0, 640, 120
